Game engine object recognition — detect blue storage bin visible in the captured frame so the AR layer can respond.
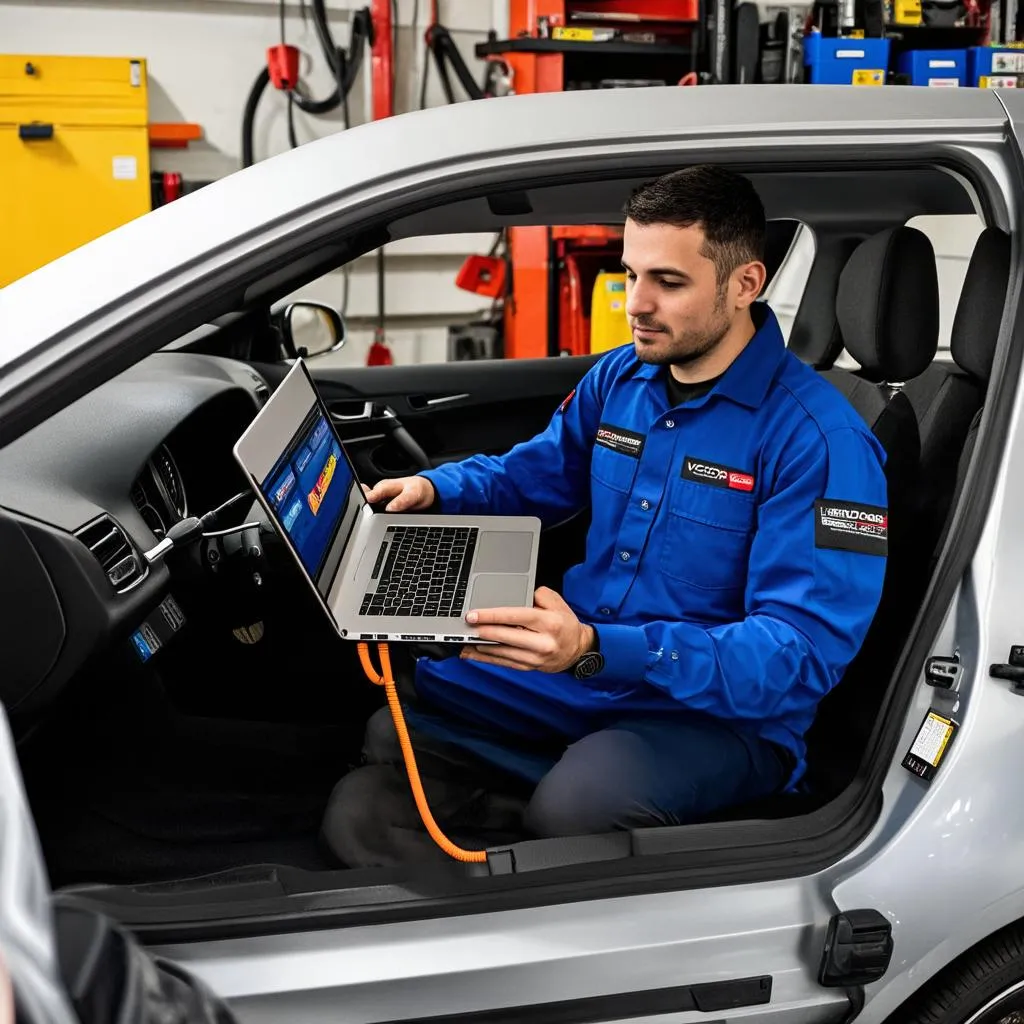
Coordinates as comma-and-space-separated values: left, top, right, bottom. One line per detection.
898, 49, 966, 86
804, 35, 890, 85
967, 46, 1024, 87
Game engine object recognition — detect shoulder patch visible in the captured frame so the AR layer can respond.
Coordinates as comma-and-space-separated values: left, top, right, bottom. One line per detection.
559, 388, 575, 413
815, 499, 888, 556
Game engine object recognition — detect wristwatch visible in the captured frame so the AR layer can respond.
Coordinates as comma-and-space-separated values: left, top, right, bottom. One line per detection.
571, 627, 605, 680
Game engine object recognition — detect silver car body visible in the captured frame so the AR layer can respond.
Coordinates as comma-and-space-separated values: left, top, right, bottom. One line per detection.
3, 85, 1024, 1023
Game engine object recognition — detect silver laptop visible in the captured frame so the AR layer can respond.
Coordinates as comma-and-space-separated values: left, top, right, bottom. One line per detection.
232, 360, 541, 643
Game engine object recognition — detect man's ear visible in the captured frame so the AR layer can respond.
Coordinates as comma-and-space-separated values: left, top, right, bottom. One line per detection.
733, 261, 768, 309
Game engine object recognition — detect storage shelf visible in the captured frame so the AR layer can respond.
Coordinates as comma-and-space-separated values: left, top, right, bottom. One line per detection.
476, 37, 693, 58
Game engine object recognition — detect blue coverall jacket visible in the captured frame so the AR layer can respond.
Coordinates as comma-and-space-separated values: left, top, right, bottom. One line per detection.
416, 304, 888, 786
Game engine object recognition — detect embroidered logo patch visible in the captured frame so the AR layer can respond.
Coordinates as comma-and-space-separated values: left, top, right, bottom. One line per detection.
682, 456, 755, 492
595, 423, 645, 458
815, 499, 888, 556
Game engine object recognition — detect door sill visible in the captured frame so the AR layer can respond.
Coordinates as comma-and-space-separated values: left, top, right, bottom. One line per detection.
63, 788, 883, 944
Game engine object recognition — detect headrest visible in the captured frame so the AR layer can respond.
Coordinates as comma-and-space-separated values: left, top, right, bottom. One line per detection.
951, 227, 1010, 382
836, 226, 939, 382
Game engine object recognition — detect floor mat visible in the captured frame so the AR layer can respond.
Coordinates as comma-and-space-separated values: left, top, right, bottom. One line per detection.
23, 710, 354, 888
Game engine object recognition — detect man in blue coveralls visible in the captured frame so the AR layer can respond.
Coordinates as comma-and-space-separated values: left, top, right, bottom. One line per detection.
322, 165, 888, 867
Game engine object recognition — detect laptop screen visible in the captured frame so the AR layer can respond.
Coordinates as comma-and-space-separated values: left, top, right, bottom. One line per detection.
260, 407, 358, 582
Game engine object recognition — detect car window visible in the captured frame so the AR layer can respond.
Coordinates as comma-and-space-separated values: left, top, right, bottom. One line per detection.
280, 232, 500, 369
909, 213, 984, 358
283, 221, 814, 368
762, 223, 816, 345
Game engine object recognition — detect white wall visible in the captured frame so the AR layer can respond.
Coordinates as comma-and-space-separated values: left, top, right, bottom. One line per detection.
1, 0, 508, 366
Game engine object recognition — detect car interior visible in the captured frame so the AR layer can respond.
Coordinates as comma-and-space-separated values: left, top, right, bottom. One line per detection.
0, 160, 1009, 929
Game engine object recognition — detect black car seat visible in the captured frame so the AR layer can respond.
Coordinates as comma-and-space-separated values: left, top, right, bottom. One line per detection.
710, 226, 940, 819
802, 225, 940, 799
903, 227, 1010, 561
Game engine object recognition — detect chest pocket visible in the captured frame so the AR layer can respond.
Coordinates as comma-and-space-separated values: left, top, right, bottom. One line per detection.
661, 478, 757, 591
591, 445, 640, 494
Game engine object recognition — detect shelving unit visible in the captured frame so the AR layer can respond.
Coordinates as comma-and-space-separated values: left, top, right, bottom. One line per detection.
477, 1, 704, 359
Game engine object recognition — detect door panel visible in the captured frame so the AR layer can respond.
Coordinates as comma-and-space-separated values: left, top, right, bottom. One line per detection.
259, 355, 598, 472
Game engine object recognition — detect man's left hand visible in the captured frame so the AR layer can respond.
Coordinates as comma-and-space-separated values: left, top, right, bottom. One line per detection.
461, 587, 595, 673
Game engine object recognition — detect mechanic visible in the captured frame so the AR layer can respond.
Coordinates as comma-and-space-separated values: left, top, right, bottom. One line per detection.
322, 165, 888, 867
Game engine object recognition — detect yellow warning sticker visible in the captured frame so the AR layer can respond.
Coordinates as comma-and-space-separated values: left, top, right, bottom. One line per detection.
903, 708, 958, 781
852, 69, 885, 85
910, 711, 955, 767
552, 26, 613, 42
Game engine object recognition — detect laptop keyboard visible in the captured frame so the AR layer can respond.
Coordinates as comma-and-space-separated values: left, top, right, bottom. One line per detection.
360, 525, 478, 617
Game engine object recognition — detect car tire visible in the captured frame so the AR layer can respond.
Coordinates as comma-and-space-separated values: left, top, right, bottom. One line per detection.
896, 923, 1024, 1024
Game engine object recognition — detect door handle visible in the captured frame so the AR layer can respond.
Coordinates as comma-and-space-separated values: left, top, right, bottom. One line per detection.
330, 402, 400, 425
19, 123, 54, 141
330, 401, 375, 423
407, 393, 470, 410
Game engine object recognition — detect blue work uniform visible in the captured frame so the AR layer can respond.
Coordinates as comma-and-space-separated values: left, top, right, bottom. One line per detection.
412, 304, 888, 804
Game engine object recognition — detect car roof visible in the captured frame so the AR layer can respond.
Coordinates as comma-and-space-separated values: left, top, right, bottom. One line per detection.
0, 84, 1009, 377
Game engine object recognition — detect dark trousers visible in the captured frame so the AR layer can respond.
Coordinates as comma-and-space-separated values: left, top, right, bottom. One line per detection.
321, 684, 791, 868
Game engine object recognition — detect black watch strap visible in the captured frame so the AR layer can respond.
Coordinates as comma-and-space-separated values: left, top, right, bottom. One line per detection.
572, 626, 604, 680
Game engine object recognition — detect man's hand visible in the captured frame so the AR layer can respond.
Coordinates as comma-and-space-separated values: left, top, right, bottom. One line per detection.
461, 587, 595, 673
361, 476, 436, 512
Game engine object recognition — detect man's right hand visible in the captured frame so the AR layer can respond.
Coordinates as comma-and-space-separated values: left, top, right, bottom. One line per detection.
361, 476, 436, 512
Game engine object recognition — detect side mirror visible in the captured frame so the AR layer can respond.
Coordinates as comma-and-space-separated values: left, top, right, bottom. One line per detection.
276, 301, 346, 360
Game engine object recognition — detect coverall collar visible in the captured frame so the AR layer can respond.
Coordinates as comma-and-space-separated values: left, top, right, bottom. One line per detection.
631, 303, 786, 411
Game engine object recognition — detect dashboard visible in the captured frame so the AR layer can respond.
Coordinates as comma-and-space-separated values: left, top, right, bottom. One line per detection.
0, 351, 271, 730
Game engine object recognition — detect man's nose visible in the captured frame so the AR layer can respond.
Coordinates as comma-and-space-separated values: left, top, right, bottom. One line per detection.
626, 280, 655, 317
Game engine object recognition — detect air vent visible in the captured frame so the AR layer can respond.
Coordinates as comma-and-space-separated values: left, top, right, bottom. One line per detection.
75, 515, 146, 592
248, 370, 270, 406
152, 445, 186, 518
131, 479, 167, 537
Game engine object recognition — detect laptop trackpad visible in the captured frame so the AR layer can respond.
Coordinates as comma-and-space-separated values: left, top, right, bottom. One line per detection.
474, 531, 534, 573
469, 574, 529, 610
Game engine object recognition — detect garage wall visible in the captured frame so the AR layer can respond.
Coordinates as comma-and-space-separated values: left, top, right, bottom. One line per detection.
0, 0, 507, 366
1, 3, 985, 370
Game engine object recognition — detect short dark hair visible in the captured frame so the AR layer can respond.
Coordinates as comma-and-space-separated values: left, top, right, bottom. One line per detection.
623, 165, 766, 285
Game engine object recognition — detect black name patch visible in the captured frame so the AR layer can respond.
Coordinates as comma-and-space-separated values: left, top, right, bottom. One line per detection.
815, 499, 888, 556
596, 423, 645, 458
682, 456, 755, 493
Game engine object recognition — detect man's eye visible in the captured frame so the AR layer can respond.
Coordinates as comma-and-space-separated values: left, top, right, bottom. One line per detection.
624, 271, 636, 281
659, 280, 683, 290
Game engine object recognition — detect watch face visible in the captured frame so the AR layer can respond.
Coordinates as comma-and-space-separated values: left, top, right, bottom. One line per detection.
573, 651, 605, 680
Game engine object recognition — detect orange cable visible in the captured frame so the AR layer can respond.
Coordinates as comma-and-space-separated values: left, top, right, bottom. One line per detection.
356, 642, 488, 863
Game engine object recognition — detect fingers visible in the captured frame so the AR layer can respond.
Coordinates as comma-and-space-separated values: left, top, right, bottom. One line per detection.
385, 480, 428, 512
363, 478, 406, 504
461, 645, 538, 671
466, 606, 540, 628
363, 477, 434, 512
470, 623, 557, 654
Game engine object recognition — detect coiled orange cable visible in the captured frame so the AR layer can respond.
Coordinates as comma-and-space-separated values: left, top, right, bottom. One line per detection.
356, 642, 488, 863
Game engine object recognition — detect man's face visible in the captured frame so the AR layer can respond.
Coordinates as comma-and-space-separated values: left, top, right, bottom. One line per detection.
621, 219, 733, 367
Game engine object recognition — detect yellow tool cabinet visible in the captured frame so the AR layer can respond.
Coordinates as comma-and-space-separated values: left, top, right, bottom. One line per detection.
0, 55, 151, 287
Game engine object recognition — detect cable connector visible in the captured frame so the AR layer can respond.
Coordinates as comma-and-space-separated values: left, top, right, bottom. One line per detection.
144, 492, 253, 565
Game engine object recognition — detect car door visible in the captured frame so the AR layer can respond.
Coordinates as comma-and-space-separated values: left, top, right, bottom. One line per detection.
8, 86, 1005, 1024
